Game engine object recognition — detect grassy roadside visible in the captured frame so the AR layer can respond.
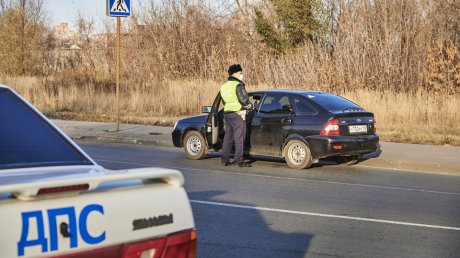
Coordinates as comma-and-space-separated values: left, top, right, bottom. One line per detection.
45, 112, 460, 147
3, 77, 460, 147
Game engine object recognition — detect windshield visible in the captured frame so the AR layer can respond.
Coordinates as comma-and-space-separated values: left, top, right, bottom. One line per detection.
0, 88, 93, 169
305, 93, 362, 112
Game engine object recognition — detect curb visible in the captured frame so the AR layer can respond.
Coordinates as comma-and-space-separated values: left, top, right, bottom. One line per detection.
358, 158, 460, 176
74, 136, 175, 147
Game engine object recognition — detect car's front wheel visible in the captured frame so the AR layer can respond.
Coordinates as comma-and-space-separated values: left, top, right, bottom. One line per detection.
183, 131, 207, 160
283, 140, 313, 169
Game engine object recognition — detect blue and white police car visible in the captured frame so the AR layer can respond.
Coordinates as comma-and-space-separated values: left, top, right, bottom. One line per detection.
0, 85, 196, 258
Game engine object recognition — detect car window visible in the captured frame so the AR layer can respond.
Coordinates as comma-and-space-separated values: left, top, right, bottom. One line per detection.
0, 88, 93, 169
293, 97, 316, 114
259, 94, 292, 114
249, 94, 263, 111
305, 93, 362, 112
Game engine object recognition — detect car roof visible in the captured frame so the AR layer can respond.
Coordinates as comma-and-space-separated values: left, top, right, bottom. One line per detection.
251, 89, 325, 95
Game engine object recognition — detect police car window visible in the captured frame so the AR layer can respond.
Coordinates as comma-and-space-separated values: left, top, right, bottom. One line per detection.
293, 97, 316, 114
0, 88, 93, 169
259, 95, 291, 114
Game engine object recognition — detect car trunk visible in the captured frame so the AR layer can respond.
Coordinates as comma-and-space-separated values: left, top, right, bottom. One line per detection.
0, 167, 195, 258
331, 112, 376, 136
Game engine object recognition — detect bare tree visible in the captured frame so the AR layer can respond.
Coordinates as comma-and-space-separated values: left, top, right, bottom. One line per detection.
0, 0, 47, 75
76, 11, 95, 44
0, 0, 6, 14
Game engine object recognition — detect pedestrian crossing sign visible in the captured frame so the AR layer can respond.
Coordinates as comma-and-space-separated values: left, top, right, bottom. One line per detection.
107, 0, 130, 17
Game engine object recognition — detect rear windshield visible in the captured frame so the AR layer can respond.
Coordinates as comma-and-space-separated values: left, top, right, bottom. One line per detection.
304, 93, 362, 112
0, 88, 92, 169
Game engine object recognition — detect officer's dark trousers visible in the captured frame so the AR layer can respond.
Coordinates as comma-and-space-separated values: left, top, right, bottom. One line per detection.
222, 112, 246, 165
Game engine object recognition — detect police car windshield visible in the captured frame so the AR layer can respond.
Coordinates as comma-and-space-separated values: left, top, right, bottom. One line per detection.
305, 93, 361, 112
0, 88, 93, 169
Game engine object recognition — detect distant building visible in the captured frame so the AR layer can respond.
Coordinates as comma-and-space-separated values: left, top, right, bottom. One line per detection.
48, 23, 84, 71
91, 33, 114, 48
69, 44, 82, 51
52, 23, 77, 40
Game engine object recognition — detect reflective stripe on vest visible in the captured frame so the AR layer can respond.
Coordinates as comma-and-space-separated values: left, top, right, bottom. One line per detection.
220, 81, 242, 112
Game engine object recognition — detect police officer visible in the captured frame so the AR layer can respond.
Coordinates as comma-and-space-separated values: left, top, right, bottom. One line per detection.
220, 64, 252, 167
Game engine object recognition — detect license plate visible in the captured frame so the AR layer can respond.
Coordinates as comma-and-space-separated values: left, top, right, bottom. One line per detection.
349, 125, 367, 134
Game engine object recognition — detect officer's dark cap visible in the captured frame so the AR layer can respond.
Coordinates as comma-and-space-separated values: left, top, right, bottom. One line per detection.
228, 64, 243, 76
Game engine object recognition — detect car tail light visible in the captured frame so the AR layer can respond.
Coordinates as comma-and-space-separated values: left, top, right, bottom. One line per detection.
163, 230, 197, 258
123, 230, 197, 258
52, 229, 197, 258
38, 184, 89, 195
51, 245, 124, 257
321, 119, 340, 136
372, 118, 377, 133
122, 238, 166, 258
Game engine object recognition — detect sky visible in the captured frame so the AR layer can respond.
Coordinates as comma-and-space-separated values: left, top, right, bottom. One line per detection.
46, 0, 148, 33
46, 0, 233, 33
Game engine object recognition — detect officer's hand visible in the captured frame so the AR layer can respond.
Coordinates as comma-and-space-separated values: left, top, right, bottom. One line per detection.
244, 103, 254, 110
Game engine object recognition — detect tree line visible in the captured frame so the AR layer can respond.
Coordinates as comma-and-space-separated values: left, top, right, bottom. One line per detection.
1, 0, 459, 94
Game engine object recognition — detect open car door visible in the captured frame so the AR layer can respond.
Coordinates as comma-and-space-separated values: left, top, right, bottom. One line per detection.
204, 92, 264, 153
205, 93, 223, 148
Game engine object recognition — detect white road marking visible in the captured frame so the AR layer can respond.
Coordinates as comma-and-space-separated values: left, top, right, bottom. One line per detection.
95, 158, 460, 196
357, 164, 458, 177
190, 200, 460, 231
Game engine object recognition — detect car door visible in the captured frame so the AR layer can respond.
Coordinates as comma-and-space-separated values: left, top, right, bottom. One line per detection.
250, 93, 294, 156
206, 92, 264, 152
290, 95, 321, 137
205, 93, 223, 148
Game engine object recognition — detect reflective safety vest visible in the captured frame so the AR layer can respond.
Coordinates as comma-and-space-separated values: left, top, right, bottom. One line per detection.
220, 80, 242, 112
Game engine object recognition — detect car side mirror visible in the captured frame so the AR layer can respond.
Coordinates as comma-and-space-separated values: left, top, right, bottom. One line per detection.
202, 106, 212, 113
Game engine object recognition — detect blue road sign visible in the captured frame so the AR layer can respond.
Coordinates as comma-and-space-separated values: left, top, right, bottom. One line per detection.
107, 0, 130, 17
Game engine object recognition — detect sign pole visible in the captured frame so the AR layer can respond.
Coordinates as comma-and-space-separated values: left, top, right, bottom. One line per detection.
116, 16, 120, 131
107, 0, 130, 132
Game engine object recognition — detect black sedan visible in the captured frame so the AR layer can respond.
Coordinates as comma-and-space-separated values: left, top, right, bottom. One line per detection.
172, 90, 379, 169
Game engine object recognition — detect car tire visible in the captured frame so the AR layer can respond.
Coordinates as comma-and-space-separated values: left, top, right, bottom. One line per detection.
283, 140, 313, 169
183, 131, 207, 160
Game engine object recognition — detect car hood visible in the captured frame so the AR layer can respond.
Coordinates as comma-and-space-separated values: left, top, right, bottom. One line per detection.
178, 114, 208, 124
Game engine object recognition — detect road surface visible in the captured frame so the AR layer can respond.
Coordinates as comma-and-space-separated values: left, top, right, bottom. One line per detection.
78, 141, 460, 258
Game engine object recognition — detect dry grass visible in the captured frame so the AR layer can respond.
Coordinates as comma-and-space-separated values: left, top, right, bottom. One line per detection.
342, 89, 460, 146
2, 76, 459, 146
1, 1, 459, 146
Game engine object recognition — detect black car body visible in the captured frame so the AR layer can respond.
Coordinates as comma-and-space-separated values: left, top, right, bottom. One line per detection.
172, 90, 379, 169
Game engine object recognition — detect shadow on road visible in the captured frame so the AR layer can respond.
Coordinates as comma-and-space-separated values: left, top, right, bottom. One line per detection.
189, 190, 313, 258
205, 152, 341, 169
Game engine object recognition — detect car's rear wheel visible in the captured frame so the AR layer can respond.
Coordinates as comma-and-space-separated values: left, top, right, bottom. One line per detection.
283, 140, 313, 169
184, 131, 207, 160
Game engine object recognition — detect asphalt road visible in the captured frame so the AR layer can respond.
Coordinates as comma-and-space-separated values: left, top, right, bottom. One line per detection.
77, 141, 460, 258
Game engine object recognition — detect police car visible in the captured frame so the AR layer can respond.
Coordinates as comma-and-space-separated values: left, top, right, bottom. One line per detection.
0, 85, 196, 258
